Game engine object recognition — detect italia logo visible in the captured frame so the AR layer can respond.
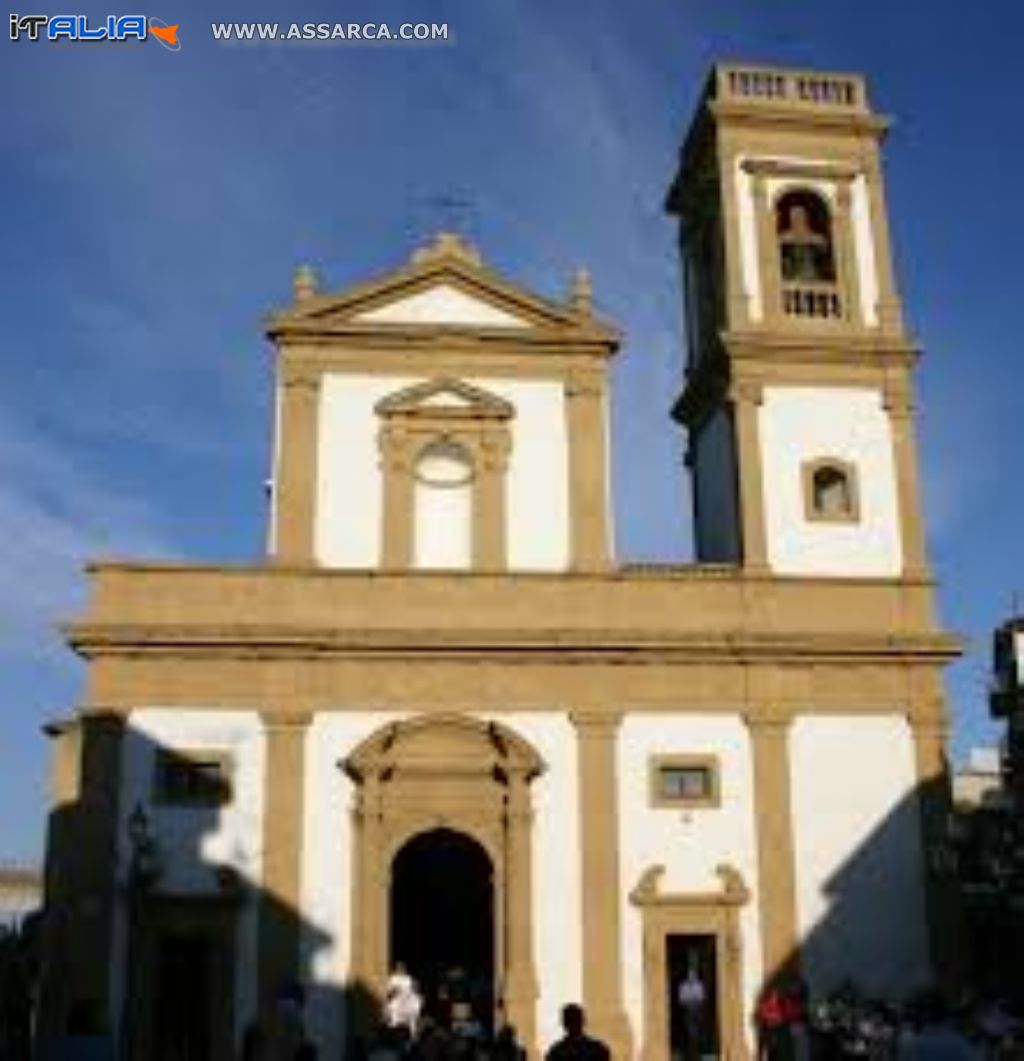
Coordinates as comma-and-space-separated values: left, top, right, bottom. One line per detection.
9, 14, 180, 48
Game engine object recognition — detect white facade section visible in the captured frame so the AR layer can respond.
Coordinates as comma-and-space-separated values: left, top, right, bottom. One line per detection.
789, 715, 929, 996
851, 175, 879, 326
692, 407, 740, 563
112, 709, 266, 1045
617, 715, 763, 1051
413, 444, 474, 569
316, 375, 570, 571
483, 713, 583, 1052
300, 712, 408, 1060
353, 284, 529, 328
758, 386, 903, 577
317, 374, 413, 567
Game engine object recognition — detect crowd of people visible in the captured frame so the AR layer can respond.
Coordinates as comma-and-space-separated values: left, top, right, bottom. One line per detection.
754, 978, 1024, 1061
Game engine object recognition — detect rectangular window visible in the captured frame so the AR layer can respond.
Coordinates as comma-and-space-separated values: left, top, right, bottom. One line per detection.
154, 750, 232, 807
650, 755, 720, 809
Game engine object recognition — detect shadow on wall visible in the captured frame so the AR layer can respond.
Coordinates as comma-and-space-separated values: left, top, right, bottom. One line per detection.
33, 714, 975, 1061
748, 765, 969, 1042
34, 718, 384, 1061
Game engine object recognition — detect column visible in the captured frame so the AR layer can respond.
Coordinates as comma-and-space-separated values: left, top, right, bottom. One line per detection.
721, 153, 752, 328
884, 384, 932, 580
907, 704, 967, 992
504, 772, 539, 1057
272, 370, 321, 563
474, 428, 509, 571
39, 712, 124, 1046
379, 425, 414, 569
566, 371, 612, 572
833, 179, 862, 326
751, 171, 781, 323
862, 155, 905, 336
744, 710, 800, 981
730, 381, 769, 573
258, 710, 311, 1005
571, 711, 632, 1060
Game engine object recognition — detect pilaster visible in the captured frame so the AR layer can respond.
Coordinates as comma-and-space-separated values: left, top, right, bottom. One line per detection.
570, 710, 632, 1060
273, 370, 321, 564
744, 708, 800, 982
566, 372, 612, 572
257, 709, 311, 1005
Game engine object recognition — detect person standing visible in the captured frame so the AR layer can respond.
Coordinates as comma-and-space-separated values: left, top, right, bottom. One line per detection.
545, 1004, 611, 1061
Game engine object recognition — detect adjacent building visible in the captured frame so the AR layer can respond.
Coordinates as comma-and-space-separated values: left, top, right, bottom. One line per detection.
38, 64, 962, 1060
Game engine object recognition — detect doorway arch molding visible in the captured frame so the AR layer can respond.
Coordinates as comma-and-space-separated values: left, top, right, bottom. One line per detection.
343, 713, 545, 1054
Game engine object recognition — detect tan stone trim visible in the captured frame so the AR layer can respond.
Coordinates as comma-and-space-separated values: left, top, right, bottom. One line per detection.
570, 711, 632, 1059
730, 382, 769, 572
566, 370, 612, 571
742, 158, 859, 182
272, 371, 321, 564
906, 706, 967, 993
377, 378, 512, 572
81, 658, 962, 719
884, 388, 931, 579
630, 864, 750, 1061
257, 709, 310, 1006
344, 715, 541, 1056
801, 457, 861, 524
751, 170, 781, 325
862, 155, 905, 335
719, 148, 752, 329
744, 710, 800, 982
648, 753, 721, 809
37, 713, 124, 1046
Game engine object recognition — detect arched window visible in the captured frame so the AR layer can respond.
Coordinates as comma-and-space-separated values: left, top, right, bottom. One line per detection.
804, 459, 859, 522
413, 438, 474, 568
776, 190, 836, 284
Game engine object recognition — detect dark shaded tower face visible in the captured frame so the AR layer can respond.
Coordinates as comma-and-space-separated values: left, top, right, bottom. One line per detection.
667, 65, 927, 581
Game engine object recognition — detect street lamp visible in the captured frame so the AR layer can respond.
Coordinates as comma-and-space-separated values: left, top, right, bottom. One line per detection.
121, 803, 161, 1060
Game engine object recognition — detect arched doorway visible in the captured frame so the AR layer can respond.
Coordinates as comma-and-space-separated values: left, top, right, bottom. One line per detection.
344, 714, 544, 1052
390, 828, 494, 1029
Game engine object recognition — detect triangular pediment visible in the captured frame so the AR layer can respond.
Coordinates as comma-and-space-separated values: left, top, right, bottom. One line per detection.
375, 377, 514, 419
266, 232, 619, 346
353, 283, 529, 329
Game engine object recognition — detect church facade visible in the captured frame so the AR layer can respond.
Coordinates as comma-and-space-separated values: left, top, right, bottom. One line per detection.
39, 64, 961, 1060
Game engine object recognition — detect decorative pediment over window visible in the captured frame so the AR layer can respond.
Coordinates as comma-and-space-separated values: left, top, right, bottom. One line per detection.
375, 377, 514, 422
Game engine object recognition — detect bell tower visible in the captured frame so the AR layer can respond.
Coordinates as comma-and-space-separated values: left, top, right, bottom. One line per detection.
668, 64, 928, 579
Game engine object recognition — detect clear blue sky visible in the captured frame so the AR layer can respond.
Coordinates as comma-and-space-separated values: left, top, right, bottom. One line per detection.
2, 1, 1022, 863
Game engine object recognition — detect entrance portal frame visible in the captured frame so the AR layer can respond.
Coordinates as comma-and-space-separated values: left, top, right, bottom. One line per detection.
344, 714, 544, 1053
630, 864, 751, 1061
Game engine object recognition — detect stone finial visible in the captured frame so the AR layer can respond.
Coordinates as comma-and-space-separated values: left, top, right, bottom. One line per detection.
410, 231, 482, 267
293, 263, 317, 303
570, 267, 592, 316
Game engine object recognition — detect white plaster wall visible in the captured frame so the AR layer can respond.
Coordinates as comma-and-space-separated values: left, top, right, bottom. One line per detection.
789, 715, 929, 997
413, 479, 472, 569
353, 285, 528, 328
617, 715, 763, 1054
758, 386, 903, 577
316, 375, 570, 571
300, 712, 409, 1060
317, 374, 414, 568
483, 712, 583, 1053
112, 709, 266, 1047
692, 408, 741, 563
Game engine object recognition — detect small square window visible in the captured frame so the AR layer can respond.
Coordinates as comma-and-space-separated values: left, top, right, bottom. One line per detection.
154, 750, 232, 807
650, 756, 720, 809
